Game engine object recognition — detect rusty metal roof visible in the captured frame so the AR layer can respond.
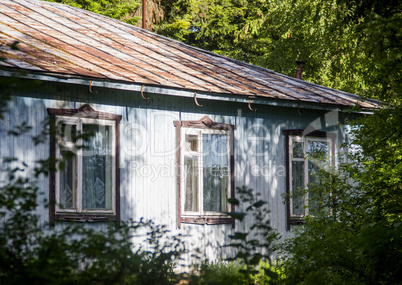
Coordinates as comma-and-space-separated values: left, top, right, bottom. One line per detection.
0, 0, 379, 108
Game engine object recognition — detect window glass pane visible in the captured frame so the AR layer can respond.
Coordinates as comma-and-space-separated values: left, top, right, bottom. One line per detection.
202, 134, 228, 212
59, 151, 76, 209
308, 160, 320, 214
292, 141, 304, 158
185, 134, 198, 152
308, 141, 329, 158
58, 123, 77, 144
291, 161, 305, 216
184, 156, 199, 212
307, 141, 329, 215
82, 124, 112, 210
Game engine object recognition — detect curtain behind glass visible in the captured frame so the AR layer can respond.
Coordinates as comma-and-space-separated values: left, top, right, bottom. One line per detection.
60, 151, 76, 209
202, 134, 228, 212
82, 124, 112, 210
59, 123, 77, 209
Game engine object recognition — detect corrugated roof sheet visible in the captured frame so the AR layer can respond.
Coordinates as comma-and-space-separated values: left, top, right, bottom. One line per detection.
0, 0, 379, 108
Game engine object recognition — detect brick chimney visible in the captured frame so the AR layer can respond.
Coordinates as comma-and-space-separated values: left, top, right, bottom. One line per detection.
295, 60, 304, 79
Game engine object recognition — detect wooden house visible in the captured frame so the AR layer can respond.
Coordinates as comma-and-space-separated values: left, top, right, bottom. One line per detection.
0, 0, 379, 263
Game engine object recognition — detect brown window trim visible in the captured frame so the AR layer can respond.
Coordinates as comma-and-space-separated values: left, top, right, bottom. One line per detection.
174, 116, 236, 228
47, 104, 121, 226
282, 129, 336, 230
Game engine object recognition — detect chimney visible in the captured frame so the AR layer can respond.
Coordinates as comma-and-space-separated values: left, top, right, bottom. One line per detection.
295, 60, 304, 79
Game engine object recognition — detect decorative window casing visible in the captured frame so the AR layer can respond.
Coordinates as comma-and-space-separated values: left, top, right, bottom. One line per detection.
283, 130, 336, 229
48, 104, 121, 225
174, 116, 235, 228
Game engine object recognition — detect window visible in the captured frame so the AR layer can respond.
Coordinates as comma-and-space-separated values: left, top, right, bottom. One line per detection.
48, 104, 121, 225
283, 130, 335, 229
174, 116, 235, 227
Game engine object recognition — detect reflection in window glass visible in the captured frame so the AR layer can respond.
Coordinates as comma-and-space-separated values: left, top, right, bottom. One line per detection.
292, 141, 304, 158
289, 136, 332, 218
308, 160, 320, 213
181, 127, 231, 216
58, 123, 77, 145
185, 134, 198, 152
292, 161, 305, 216
307, 141, 329, 214
308, 141, 329, 158
184, 157, 199, 212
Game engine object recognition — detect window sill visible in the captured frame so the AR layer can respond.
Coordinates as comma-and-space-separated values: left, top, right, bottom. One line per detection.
181, 216, 234, 226
55, 213, 116, 223
289, 217, 306, 225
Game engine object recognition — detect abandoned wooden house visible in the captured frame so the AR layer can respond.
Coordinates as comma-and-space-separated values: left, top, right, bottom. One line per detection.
0, 0, 380, 263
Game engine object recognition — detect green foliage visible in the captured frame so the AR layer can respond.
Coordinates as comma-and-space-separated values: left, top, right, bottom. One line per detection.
252, 260, 284, 285
351, 104, 402, 223
186, 186, 281, 284
278, 103, 402, 284
156, 0, 271, 57
188, 260, 284, 284
0, 159, 186, 284
44, 0, 141, 25
0, 104, 186, 284
189, 262, 246, 285
0, 58, 187, 281
156, 0, 401, 102
225, 186, 280, 284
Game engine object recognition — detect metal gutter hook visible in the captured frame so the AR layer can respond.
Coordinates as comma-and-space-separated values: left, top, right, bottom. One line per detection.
194, 92, 203, 107
89, 80, 93, 93
297, 101, 302, 115
248, 100, 256, 112
141, 85, 150, 100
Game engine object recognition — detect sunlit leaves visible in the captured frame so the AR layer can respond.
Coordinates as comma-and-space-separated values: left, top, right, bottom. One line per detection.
156, 0, 401, 103
45, 0, 141, 25
279, 103, 402, 284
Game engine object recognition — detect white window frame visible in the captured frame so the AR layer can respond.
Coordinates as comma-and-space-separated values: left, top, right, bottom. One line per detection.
289, 135, 334, 218
55, 116, 116, 216
180, 127, 232, 217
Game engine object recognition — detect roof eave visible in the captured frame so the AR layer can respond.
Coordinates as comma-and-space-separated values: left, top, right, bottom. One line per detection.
0, 69, 379, 113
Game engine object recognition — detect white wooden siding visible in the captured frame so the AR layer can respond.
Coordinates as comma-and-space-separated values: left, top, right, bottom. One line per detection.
1, 87, 346, 265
